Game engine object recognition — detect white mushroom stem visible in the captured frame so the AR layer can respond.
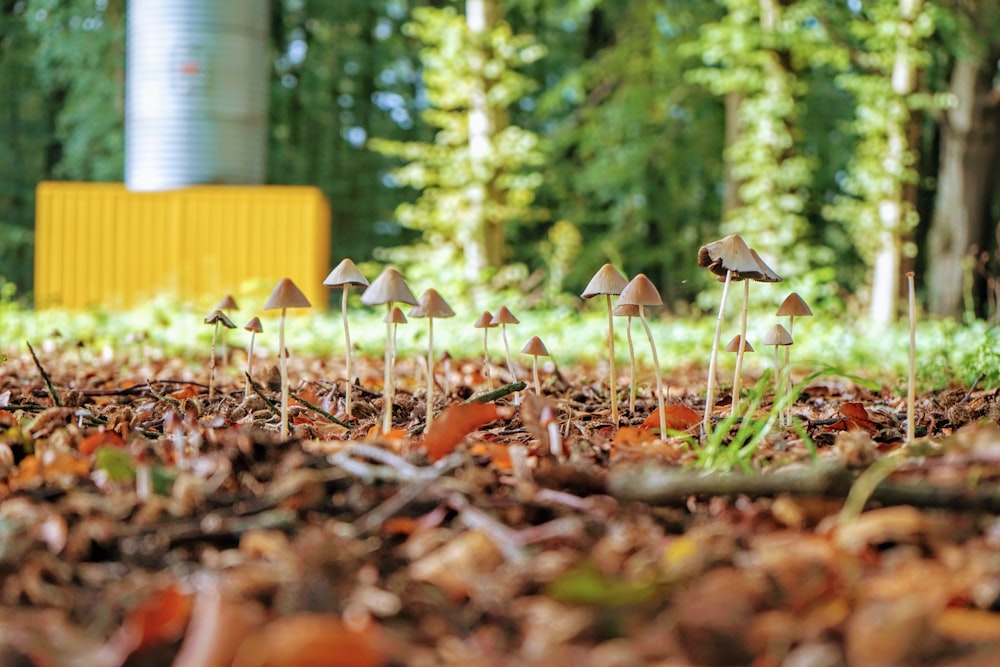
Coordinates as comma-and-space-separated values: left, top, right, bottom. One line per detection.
637, 305, 666, 436
501, 323, 519, 405
605, 294, 619, 425
532, 356, 541, 395
278, 307, 289, 440
426, 318, 436, 430
542, 405, 562, 460
209, 322, 219, 399
244, 330, 257, 399
772, 344, 782, 397
907, 272, 917, 441
784, 315, 795, 426
382, 304, 394, 435
704, 269, 734, 435
731, 279, 750, 417
341, 286, 355, 417
483, 329, 493, 392
625, 315, 637, 415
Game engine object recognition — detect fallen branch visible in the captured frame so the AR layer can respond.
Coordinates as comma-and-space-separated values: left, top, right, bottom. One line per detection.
26, 341, 61, 407
464, 381, 526, 405
289, 389, 351, 428
245, 373, 280, 416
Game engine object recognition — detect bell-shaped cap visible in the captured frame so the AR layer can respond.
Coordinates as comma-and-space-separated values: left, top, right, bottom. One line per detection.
617, 274, 663, 307
216, 294, 238, 311
581, 264, 628, 298
383, 306, 408, 325
244, 316, 263, 334
409, 288, 455, 319
264, 278, 312, 310
725, 335, 754, 353
612, 303, 640, 318
762, 323, 794, 346
521, 336, 549, 357
474, 311, 497, 329
323, 258, 369, 288
204, 309, 237, 328
360, 267, 417, 306
776, 292, 813, 317
490, 306, 520, 326
698, 234, 782, 283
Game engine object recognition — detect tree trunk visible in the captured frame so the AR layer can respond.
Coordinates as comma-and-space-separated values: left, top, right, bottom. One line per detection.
722, 91, 743, 217
927, 53, 1000, 318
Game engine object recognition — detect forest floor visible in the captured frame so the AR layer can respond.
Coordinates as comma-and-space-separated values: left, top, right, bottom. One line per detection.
1, 347, 1000, 667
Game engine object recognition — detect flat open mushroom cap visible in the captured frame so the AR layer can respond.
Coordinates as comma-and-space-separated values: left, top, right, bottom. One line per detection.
617, 274, 663, 307
204, 309, 237, 328
762, 323, 794, 346
216, 294, 238, 311
776, 292, 813, 317
698, 234, 782, 282
612, 303, 641, 318
360, 267, 418, 306
244, 317, 263, 333
725, 335, 754, 353
581, 264, 628, 298
490, 306, 520, 326
409, 289, 455, 319
521, 336, 549, 357
383, 306, 408, 325
264, 278, 312, 310
323, 258, 369, 288
474, 311, 497, 329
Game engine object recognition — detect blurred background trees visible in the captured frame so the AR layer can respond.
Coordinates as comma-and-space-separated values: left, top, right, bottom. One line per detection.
1, 0, 998, 320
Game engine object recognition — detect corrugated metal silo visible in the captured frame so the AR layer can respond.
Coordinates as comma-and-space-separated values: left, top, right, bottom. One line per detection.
125, 0, 270, 191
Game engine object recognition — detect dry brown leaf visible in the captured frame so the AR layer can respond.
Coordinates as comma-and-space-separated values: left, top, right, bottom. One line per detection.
936, 608, 1000, 643
231, 613, 386, 667
421, 403, 507, 461
639, 404, 700, 432
78, 430, 123, 456
409, 529, 503, 599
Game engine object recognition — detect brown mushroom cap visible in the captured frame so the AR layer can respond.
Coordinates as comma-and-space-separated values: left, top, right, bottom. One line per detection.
244, 316, 263, 333
204, 309, 237, 328
360, 267, 418, 306
762, 324, 794, 346
216, 294, 238, 311
323, 258, 369, 288
383, 306, 408, 325
490, 306, 520, 326
776, 292, 813, 317
581, 264, 628, 298
617, 274, 663, 307
612, 303, 641, 318
264, 278, 312, 310
409, 288, 455, 319
698, 234, 782, 283
521, 336, 549, 357
473, 311, 497, 329
725, 335, 754, 353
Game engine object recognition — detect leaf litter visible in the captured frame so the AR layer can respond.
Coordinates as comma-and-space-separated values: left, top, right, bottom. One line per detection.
0, 344, 999, 666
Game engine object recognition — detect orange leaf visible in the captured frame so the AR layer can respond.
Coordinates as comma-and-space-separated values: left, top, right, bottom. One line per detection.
113, 585, 193, 654
170, 385, 200, 400
470, 441, 514, 471
293, 388, 320, 407
639, 404, 701, 432
382, 517, 418, 536
232, 613, 386, 667
422, 403, 506, 461
365, 425, 409, 443
79, 430, 124, 456
612, 426, 659, 447
839, 402, 878, 432
0, 410, 16, 426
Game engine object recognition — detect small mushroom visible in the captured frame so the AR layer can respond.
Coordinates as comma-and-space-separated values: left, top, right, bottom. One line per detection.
582, 264, 629, 426
323, 259, 369, 417
725, 335, 753, 407
409, 289, 455, 430
612, 303, 640, 415
698, 234, 782, 433
243, 317, 263, 398
383, 307, 409, 414
215, 295, 239, 365
617, 274, 667, 436
204, 309, 236, 400
263, 278, 312, 440
490, 307, 521, 403
473, 311, 499, 391
361, 267, 418, 434
521, 336, 550, 396
776, 293, 812, 424
762, 323, 793, 402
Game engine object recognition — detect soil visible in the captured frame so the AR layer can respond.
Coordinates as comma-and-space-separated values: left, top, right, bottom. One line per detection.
1, 345, 999, 667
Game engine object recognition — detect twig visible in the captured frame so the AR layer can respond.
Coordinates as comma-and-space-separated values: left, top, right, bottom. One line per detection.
959, 373, 985, 405
146, 380, 183, 409
245, 373, 281, 416
463, 381, 526, 405
26, 341, 61, 407
289, 389, 351, 428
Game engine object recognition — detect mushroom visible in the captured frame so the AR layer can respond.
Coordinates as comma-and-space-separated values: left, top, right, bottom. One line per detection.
263, 278, 312, 440
490, 306, 521, 403
906, 272, 916, 441
323, 258, 369, 418
204, 309, 236, 399
725, 335, 754, 409
612, 303, 640, 415
521, 336, 550, 396
243, 317, 263, 398
383, 306, 409, 414
698, 234, 781, 433
582, 264, 629, 425
617, 274, 667, 436
776, 292, 813, 424
762, 323, 793, 405
360, 267, 418, 434
409, 289, 455, 430
215, 295, 239, 365
473, 311, 499, 391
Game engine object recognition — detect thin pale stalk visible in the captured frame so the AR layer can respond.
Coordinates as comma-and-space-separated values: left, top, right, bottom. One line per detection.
532, 357, 541, 395
209, 323, 218, 399
483, 329, 493, 391
426, 318, 435, 430
638, 306, 666, 436
382, 306, 393, 434
704, 270, 733, 435
342, 287, 354, 416
605, 294, 619, 425
731, 279, 750, 416
907, 272, 917, 441
501, 324, 519, 405
244, 331, 256, 399
626, 316, 636, 414
773, 345, 781, 397
784, 316, 794, 426
279, 309, 289, 440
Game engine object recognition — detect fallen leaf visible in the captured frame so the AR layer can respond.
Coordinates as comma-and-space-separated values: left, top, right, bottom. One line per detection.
838, 402, 878, 432
107, 584, 194, 658
170, 385, 200, 400
409, 529, 503, 599
78, 430, 123, 456
936, 608, 1000, 643
173, 584, 267, 667
612, 427, 658, 448
422, 403, 506, 461
469, 441, 513, 471
639, 404, 700, 432
231, 613, 386, 667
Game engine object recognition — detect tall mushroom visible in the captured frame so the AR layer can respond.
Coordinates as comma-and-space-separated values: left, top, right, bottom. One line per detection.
409, 289, 455, 430
762, 324, 793, 411
521, 336, 550, 395
776, 293, 812, 424
473, 312, 499, 391
243, 317, 263, 399
582, 264, 628, 425
360, 267, 418, 434
323, 258, 369, 417
906, 272, 917, 441
613, 303, 640, 415
204, 309, 236, 399
263, 278, 312, 440
617, 274, 667, 436
215, 295, 238, 366
490, 306, 521, 403
698, 234, 781, 433
383, 306, 408, 414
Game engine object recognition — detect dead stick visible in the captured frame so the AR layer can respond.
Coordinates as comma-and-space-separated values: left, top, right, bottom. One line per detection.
245, 373, 281, 416
463, 381, 526, 405
289, 389, 351, 428
26, 341, 61, 407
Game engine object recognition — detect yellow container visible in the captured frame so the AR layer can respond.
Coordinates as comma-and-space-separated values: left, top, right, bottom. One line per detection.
34, 182, 330, 310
